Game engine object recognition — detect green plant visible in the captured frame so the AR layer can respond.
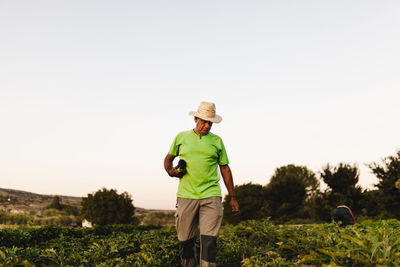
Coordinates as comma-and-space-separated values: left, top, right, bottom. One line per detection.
1, 219, 400, 266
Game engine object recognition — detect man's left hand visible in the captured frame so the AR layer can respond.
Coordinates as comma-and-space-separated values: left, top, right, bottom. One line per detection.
230, 197, 240, 215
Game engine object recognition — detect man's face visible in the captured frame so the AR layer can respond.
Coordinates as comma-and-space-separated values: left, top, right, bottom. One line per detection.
195, 117, 213, 136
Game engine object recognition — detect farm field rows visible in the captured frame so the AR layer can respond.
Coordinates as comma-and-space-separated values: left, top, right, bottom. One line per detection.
1, 220, 399, 266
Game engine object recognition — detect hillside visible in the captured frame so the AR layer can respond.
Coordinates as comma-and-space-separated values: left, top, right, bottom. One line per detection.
0, 188, 82, 214
0, 188, 171, 216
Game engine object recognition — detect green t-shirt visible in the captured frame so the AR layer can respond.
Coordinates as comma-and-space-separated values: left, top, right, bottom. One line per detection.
168, 130, 229, 199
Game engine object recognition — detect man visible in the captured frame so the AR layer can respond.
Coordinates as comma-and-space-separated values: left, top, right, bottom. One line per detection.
164, 101, 239, 267
333, 205, 356, 227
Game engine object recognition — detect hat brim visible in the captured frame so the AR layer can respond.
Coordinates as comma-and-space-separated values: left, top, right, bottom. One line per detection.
189, 111, 222, 123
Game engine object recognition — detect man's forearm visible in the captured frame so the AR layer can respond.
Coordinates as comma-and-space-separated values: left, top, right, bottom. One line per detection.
164, 154, 175, 175
220, 164, 240, 214
220, 165, 235, 196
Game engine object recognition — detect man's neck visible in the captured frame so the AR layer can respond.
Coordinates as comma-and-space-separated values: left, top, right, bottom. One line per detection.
193, 128, 204, 139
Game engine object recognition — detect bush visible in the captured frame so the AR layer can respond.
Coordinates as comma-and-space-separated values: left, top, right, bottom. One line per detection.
0, 211, 33, 225
81, 188, 136, 226
42, 209, 67, 217
142, 212, 174, 226
46, 196, 80, 216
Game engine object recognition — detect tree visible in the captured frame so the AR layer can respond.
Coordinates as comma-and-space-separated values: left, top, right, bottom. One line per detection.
369, 150, 400, 219
222, 183, 267, 224
46, 196, 79, 216
81, 188, 136, 226
264, 165, 318, 221
47, 196, 63, 210
318, 163, 363, 220
271, 164, 319, 198
311, 191, 334, 222
321, 163, 360, 195
358, 189, 383, 218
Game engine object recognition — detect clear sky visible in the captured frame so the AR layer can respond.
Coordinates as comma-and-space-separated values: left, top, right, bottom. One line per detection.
1, 1, 399, 209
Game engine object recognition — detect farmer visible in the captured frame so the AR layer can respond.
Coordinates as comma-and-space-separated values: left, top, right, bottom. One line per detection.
164, 101, 240, 267
333, 205, 356, 227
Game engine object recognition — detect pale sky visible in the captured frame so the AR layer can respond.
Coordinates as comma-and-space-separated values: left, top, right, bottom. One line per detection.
1, 1, 399, 209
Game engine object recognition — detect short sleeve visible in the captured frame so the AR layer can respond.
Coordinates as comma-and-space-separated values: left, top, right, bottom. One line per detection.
168, 134, 180, 156
218, 138, 229, 165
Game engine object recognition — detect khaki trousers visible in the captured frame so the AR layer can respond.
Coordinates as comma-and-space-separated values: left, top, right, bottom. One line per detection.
175, 197, 223, 267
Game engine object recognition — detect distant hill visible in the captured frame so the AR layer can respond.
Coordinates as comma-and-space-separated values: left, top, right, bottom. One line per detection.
0, 187, 82, 214
0, 188, 172, 215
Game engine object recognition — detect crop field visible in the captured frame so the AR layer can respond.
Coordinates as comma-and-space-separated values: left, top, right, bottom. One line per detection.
0, 219, 399, 266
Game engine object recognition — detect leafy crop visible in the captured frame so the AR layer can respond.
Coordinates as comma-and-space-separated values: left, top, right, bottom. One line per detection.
1, 220, 400, 266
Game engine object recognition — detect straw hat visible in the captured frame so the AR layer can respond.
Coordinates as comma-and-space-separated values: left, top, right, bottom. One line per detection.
189, 101, 222, 123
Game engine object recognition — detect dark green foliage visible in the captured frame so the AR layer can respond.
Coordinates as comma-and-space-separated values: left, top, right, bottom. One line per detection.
265, 175, 306, 220
0, 225, 178, 266
273, 164, 319, 198
141, 212, 174, 226
358, 189, 383, 218
2, 220, 400, 266
316, 188, 363, 220
316, 163, 363, 221
0, 211, 31, 225
264, 165, 318, 221
0, 210, 79, 227
309, 191, 333, 222
321, 163, 360, 194
223, 183, 267, 224
0, 225, 160, 249
369, 150, 400, 219
47, 196, 62, 210
46, 196, 79, 216
81, 188, 136, 226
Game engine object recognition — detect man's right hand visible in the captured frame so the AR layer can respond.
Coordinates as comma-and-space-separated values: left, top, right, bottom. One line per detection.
164, 154, 185, 178
168, 167, 185, 178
